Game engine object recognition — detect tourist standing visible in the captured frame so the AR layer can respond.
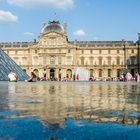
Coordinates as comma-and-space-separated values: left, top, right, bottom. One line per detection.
8, 71, 18, 82
135, 72, 140, 82
76, 74, 79, 81
125, 72, 132, 81
28, 72, 37, 82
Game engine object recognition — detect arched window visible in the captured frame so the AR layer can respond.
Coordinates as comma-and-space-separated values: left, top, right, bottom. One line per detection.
89, 57, 93, 65
108, 56, 111, 65
99, 57, 102, 65
116, 56, 120, 65
66, 69, 72, 79
131, 56, 136, 64
50, 69, 55, 80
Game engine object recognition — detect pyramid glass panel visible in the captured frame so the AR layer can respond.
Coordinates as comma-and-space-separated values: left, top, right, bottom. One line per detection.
0, 48, 29, 81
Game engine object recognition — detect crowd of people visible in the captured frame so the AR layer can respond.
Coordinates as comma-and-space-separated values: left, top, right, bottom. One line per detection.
88, 72, 140, 82
119, 72, 140, 82
8, 70, 140, 82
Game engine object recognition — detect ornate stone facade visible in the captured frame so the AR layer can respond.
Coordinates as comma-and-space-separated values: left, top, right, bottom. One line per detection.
0, 21, 140, 80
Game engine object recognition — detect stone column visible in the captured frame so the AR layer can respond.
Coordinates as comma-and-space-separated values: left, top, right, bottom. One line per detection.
55, 68, 59, 80
47, 68, 50, 79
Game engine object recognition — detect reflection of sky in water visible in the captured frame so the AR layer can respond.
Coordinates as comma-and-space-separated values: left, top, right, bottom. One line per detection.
0, 81, 140, 139
1, 117, 140, 140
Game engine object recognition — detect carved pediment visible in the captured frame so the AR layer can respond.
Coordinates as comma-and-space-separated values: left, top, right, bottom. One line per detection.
38, 32, 67, 46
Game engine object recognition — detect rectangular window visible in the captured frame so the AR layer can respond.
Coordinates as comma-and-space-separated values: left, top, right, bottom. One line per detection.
108, 69, 111, 77
99, 57, 102, 65
67, 56, 72, 65
117, 69, 120, 77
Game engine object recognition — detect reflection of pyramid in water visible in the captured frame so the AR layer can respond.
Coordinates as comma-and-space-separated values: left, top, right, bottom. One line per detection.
0, 48, 29, 81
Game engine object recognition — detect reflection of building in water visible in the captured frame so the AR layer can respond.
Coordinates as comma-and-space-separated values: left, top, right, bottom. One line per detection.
1, 21, 140, 80
0, 83, 10, 111
8, 83, 16, 94
7, 82, 140, 126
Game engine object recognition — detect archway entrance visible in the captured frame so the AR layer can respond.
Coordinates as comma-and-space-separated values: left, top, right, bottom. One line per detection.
66, 69, 72, 80
117, 69, 121, 77
50, 69, 55, 81
131, 69, 135, 77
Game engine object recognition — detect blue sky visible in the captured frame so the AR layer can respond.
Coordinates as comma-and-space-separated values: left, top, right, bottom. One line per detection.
0, 0, 140, 42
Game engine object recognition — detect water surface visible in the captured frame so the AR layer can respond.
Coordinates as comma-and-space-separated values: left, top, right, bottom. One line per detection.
0, 81, 140, 140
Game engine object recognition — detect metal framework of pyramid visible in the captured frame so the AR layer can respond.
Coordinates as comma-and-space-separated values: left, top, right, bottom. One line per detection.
0, 48, 29, 81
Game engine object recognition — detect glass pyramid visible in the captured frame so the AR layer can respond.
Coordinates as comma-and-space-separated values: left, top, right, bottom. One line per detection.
0, 48, 29, 81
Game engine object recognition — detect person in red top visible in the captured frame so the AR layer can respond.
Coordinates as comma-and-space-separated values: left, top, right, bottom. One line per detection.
76, 74, 79, 81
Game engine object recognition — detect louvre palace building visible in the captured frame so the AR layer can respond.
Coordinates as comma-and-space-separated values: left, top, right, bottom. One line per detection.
0, 21, 140, 80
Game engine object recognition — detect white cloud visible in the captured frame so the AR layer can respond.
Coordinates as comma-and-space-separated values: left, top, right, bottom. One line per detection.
7, 0, 74, 9
73, 29, 86, 36
24, 32, 34, 36
0, 10, 18, 23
